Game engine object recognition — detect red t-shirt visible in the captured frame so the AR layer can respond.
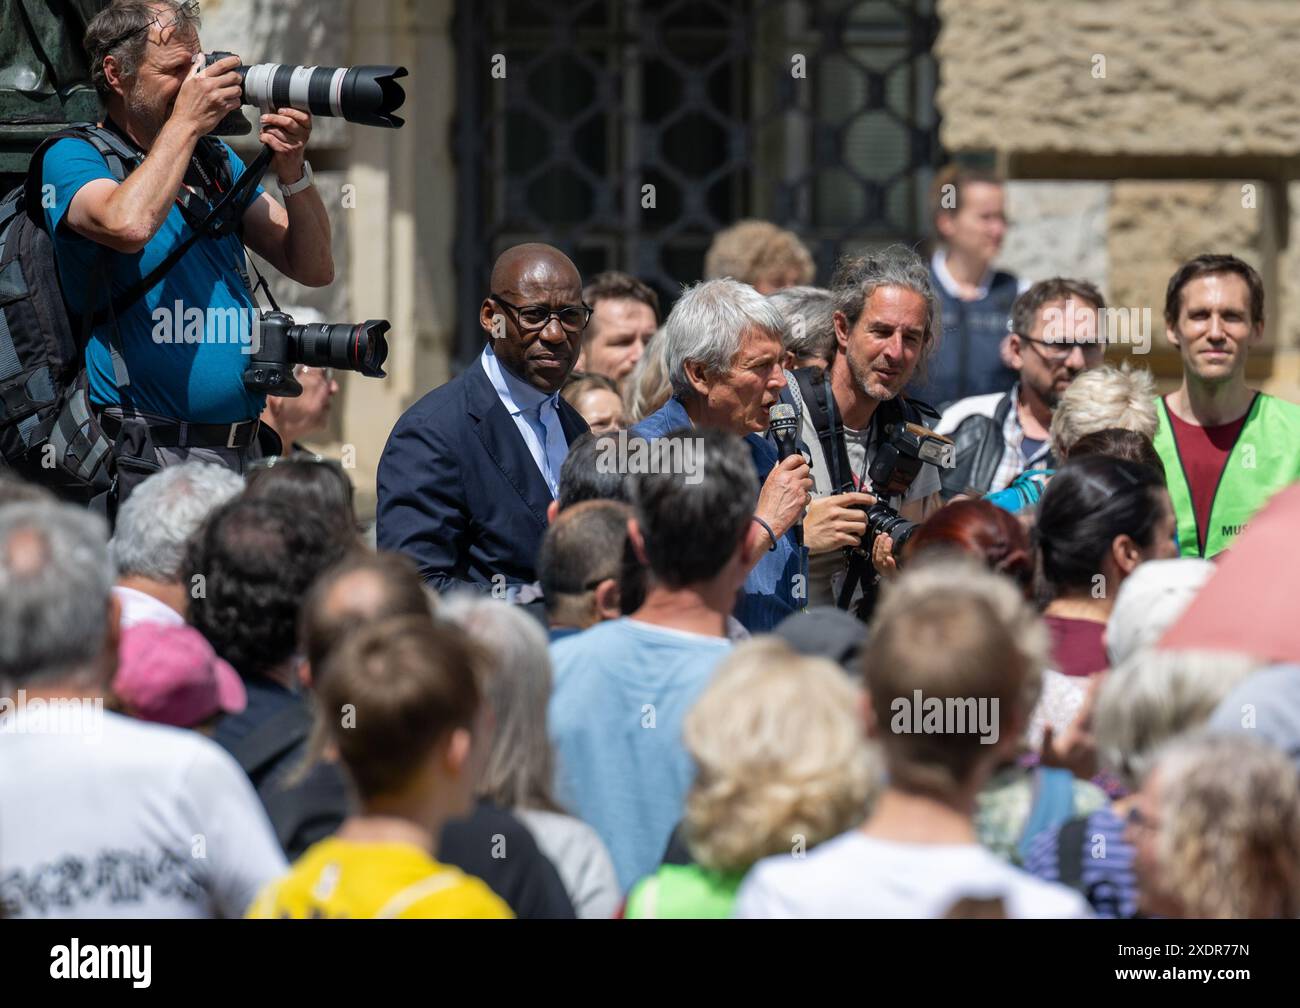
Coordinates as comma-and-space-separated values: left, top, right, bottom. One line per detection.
1043, 615, 1108, 677
1164, 397, 1251, 553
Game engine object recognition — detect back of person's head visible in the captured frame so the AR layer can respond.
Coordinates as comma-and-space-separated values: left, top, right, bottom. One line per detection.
1067, 427, 1165, 478
683, 638, 877, 874
623, 329, 672, 423
538, 500, 631, 627
703, 219, 815, 290
111, 462, 244, 583
556, 432, 631, 510
630, 428, 756, 588
437, 595, 560, 812
774, 606, 869, 676
0, 502, 114, 691
1105, 558, 1215, 666
1035, 455, 1168, 594
0, 472, 56, 509
242, 456, 359, 546
316, 615, 482, 807
905, 499, 1034, 596
864, 559, 1048, 796
765, 285, 837, 366
186, 497, 348, 680
299, 550, 434, 683
1049, 364, 1157, 459
1094, 649, 1259, 792
1144, 732, 1300, 918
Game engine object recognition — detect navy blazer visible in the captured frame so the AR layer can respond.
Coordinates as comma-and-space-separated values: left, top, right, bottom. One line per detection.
376, 360, 589, 592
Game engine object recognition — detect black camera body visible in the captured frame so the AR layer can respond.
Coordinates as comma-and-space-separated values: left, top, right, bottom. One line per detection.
854, 420, 955, 563
244, 311, 389, 397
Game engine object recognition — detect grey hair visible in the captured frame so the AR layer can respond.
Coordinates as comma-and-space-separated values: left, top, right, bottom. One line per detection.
663, 278, 786, 400
828, 245, 941, 374
437, 595, 563, 813
0, 502, 114, 688
111, 462, 245, 582
766, 285, 837, 362
85, 0, 202, 100
1094, 648, 1260, 791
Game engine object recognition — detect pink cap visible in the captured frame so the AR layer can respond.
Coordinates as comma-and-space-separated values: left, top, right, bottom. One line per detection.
115, 623, 247, 729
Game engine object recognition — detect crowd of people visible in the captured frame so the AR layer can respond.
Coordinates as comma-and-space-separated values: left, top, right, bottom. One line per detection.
4, 0, 1300, 921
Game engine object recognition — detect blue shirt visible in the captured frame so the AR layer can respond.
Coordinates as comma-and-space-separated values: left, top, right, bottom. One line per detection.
632, 397, 808, 632
42, 136, 267, 423
480, 344, 568, 497
548, 618, 731, 892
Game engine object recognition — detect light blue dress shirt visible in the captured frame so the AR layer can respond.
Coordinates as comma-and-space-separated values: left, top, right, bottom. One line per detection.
480, 344, 569, 497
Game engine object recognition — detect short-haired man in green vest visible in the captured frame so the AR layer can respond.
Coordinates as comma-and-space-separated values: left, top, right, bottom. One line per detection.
1152, 253, 1300, 558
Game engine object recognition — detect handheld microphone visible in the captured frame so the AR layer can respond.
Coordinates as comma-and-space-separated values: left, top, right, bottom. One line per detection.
768, 402, 804, 548
769, 402, 800, 461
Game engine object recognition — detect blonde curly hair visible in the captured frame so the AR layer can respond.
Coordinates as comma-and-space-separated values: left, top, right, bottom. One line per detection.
704, 220, 815, 289
1151, 732, 1300, 918
682, 638, 877, 873
1049, 363, 1157, 460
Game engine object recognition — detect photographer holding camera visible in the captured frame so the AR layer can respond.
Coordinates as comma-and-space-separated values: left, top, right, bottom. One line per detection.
796, 246, 949, 612
40, 0, 333, 480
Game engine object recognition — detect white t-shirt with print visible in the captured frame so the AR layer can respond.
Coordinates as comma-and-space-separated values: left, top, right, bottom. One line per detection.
734, 829, 1093, 919
0, 708, 286, 918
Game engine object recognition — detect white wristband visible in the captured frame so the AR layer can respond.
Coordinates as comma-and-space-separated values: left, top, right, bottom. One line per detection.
278, 161, 314, 198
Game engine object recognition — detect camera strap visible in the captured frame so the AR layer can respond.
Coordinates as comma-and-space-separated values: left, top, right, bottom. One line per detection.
84, 134, 273, 330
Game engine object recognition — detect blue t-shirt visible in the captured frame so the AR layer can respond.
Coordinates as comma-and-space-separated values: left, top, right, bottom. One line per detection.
42, 136, 267, 423
632, 397, 808, 633
548, 618, 731, 892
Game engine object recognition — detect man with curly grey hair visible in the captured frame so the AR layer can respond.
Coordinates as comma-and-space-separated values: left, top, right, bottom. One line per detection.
793, 245, 947, 609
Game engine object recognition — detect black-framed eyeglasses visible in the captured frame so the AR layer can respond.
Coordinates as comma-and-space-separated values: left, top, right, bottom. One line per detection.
102, 0, 201, 54
1018, 334, 1106, 362
490, 294, 592, 333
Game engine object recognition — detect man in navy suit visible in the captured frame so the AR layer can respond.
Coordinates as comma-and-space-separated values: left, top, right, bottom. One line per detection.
377, 244, 591, 594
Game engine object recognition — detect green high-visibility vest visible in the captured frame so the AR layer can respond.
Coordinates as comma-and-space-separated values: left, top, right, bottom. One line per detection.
1153, 393, 1300, 558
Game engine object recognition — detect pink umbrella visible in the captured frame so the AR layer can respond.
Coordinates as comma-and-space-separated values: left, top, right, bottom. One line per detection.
1158, 482, 1300, 663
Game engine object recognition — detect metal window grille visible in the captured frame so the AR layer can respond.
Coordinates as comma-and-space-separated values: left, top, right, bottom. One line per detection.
453, 0, 941, 366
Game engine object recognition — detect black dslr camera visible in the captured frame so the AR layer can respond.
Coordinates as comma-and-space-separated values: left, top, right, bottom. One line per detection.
244, 312, 388, 396
854, 421, 955, 564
